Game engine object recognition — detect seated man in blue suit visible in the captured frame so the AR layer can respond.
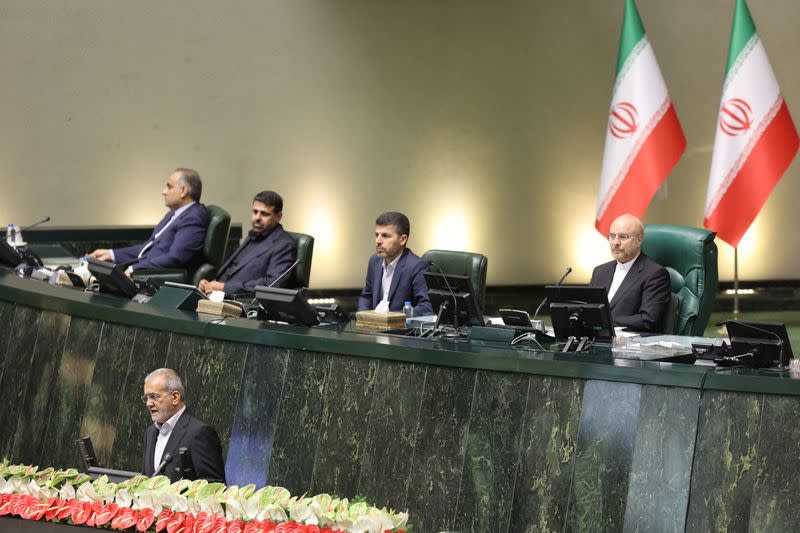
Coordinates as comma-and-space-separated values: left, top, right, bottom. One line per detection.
590, 213, 671, 332
198, 190, 297, 295
89, 168, 209, 273
357, 211, 433, 316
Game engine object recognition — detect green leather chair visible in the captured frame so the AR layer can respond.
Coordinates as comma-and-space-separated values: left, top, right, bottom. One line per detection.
135, 204, 232, 286
641, 224, 718, 336
421, 249, 488, 311
286, 231, 314, 288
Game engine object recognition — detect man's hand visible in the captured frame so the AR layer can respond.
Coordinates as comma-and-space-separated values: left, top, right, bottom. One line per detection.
88, 249, 113, 261
198, 280, 225, 295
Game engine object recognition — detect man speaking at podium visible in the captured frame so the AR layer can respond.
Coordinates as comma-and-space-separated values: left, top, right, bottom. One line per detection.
198, 190, 297, 295
89, 168, 209, 273
589, 213, 671, 332
141, 368, 225, 483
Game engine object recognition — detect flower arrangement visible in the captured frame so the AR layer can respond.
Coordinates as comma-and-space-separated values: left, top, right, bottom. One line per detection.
0, 462, 409, 533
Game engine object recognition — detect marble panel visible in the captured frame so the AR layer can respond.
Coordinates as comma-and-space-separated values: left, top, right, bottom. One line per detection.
109, 328, 172, 471
166, 334, 248, 454
80, 323, 136, 466
38, 317, 103, 469
225, 344, 290, 488
748, 394, 800, 532
685, 390, 762, 532
357, 360, 426, 510
11, 310, 71, 466
404, 365, 477, 533
268, 349, 330, 496
453, 370, 530, 533
0, 305, 42, 459
310, 355, 377, 497
623, 385, 700, 533
508, 376, 584, 533
0, 300, 17, 366
565, 380, 642, 533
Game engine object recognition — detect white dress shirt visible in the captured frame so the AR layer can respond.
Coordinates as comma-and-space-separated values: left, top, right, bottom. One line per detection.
608, 253, 639, 302
375, 255, 401, 312
153, 405, 186, 469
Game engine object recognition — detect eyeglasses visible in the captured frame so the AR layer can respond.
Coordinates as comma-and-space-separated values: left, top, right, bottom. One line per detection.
141, 392, 171, 404
607, 233, 640, 242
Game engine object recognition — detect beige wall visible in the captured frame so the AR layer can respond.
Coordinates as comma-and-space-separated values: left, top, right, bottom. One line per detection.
1, 0, 798, 287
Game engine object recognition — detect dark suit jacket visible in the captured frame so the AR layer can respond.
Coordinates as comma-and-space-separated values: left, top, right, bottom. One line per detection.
589, 253, 671, 332
358, 248, 433, 315
141, 410, 226, 483
216, 224, 297, 294
114, 203, 209, 271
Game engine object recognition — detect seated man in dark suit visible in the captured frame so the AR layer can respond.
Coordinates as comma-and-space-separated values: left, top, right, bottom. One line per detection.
89, 168, 209, 273
141, 368, 225, 483
358, 211, 433, 315
590, 213, 671, 332
198, 191, 297, 295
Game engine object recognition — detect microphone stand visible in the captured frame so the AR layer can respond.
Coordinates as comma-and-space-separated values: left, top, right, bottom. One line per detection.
426, 260, 466, 338
532, 266, 573, 324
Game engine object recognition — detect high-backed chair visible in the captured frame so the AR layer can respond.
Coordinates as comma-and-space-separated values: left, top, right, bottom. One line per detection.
136, 204, 231, 286
421, 249, 488, 311
641, 224, 718, 336
286, 231, 314, 288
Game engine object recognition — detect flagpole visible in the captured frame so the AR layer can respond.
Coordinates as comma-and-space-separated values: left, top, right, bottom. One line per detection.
733, 247, 740, 320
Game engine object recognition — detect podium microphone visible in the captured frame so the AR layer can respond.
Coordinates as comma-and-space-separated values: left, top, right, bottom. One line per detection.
426, 260, 461, 330
152, 453, 174, 476
268, 259, 301, 288
8, 216, 51, 238
532, 266, 572, 323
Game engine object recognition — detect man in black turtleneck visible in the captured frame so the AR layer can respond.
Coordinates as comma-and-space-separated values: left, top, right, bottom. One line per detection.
198, 191, 297, 296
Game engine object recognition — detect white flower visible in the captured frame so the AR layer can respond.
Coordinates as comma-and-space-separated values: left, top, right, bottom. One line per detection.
59, 482, 76, 501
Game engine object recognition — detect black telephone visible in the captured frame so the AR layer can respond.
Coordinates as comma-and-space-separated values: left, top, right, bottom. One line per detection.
315, 304, 350, 325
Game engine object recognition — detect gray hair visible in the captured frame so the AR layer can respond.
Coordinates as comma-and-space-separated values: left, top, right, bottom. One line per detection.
145, 368, 186, 399
174, 168, 202, 201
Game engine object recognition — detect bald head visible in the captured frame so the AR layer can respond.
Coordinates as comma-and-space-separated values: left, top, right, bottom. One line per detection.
608, 214, 644, 263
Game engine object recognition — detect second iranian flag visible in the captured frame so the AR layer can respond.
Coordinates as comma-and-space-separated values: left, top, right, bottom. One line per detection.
596, 0, 686, 235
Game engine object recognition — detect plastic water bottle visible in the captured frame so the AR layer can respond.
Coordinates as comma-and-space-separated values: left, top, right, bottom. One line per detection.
403, 301, 414, 318
6, 224, 13, 247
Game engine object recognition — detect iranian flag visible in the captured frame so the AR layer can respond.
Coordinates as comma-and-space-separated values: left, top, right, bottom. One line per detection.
704, 0, 798, 247
596, 0, 686, 235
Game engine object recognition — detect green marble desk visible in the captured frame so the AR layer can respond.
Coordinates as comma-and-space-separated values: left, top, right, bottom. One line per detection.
0, 272, 798, 533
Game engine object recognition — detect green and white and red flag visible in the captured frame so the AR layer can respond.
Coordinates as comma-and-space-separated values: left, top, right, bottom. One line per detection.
596, 0, 686, 235
704, 0, 798, 247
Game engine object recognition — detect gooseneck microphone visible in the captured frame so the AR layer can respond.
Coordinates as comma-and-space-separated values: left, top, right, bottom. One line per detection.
153, 452, 174, 476
7, 216, 51, 239
152, 452, 174, 476
426, 260, 461, 331
268, 259, 301, 288
532, 266, 572, 323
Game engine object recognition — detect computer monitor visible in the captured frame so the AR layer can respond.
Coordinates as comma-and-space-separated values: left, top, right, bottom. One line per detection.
0, 240, 23, 268
78, 436, 140, 483
724, 320, 793, 368
87, 258, 140, 298
546, 285, 615, 342
255, 286, 320, 326
423, 271, 485, 328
